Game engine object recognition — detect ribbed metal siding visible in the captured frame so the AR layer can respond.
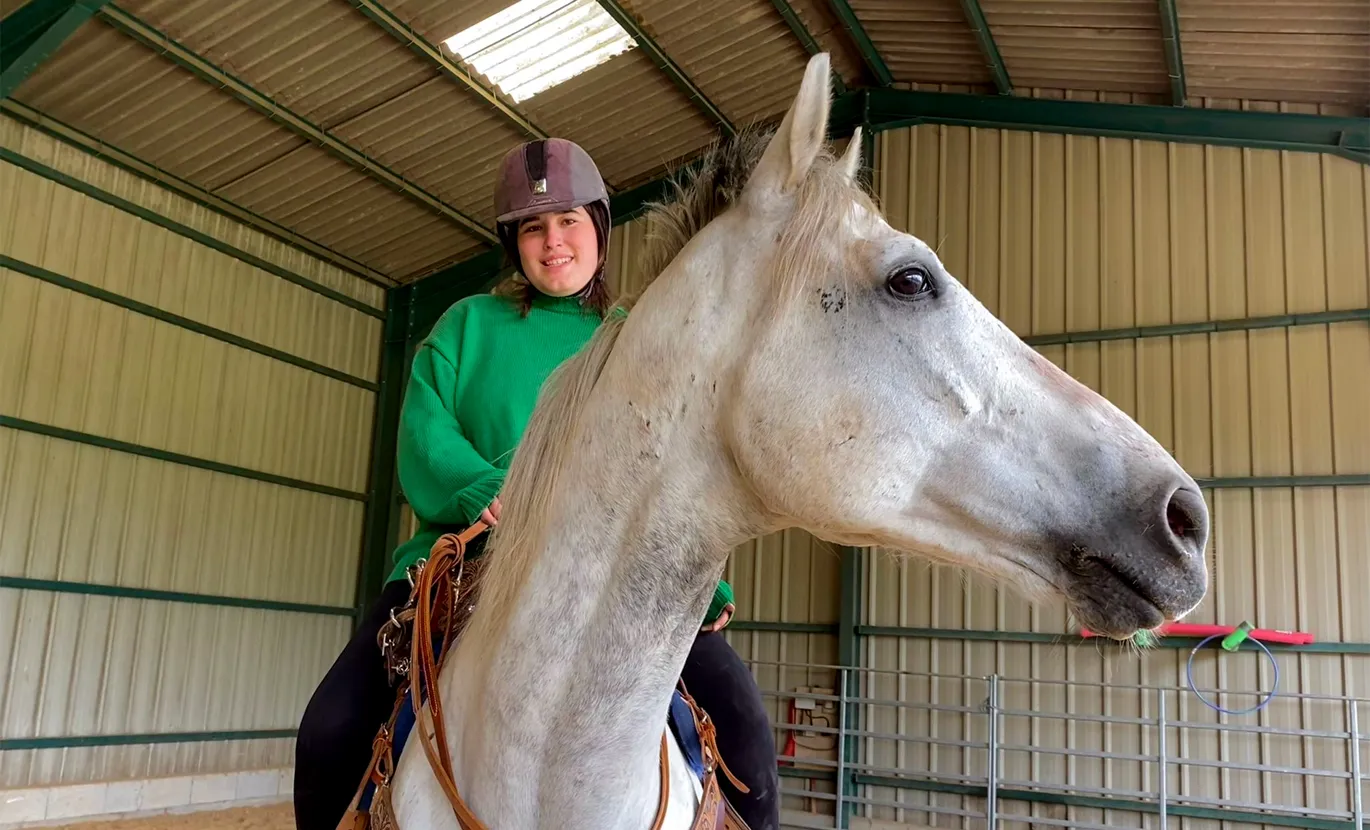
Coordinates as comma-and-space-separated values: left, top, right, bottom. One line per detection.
616, 0, 813, 127
1177, 0, 1370, 108
12, 17, 488, 280
850, 0, 992, 87
980, 0, 1170, 95
520, 49, 719, 190
0, 122, 377, 787
859, 118, 1369, 825
0, 115, 385, 313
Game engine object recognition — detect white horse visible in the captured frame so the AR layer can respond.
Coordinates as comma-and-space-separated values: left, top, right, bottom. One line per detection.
389, 53, 1210, 830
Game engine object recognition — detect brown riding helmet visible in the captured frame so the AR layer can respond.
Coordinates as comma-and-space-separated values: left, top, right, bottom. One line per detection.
494, 137, 609, 224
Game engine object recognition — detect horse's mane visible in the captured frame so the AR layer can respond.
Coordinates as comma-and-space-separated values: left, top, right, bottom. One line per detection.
463, 124, 867, 640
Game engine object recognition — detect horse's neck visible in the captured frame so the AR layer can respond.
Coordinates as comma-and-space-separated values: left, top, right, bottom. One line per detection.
433, 300, 765, 829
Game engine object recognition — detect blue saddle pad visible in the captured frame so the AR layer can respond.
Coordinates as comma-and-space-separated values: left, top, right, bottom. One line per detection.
667, 688, 708, 782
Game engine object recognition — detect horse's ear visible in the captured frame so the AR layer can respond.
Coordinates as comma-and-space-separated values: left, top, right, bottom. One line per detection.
747, 53, 831, 198
838, 127, 863, 183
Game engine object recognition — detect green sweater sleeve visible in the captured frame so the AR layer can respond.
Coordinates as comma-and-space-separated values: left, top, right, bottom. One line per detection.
396, 342, 505, 527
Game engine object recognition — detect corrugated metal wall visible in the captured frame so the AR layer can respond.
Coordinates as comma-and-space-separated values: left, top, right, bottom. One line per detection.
0, 114, 383, 789
858, 117, 1370, 828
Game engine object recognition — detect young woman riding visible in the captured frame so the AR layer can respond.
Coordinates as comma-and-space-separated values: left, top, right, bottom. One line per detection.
293, 137, 779, 830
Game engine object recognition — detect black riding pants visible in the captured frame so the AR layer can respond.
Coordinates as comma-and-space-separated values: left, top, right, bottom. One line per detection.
293, 583, 780, 830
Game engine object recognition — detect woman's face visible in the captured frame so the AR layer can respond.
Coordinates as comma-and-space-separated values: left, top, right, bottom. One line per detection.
515, 206, 599, 296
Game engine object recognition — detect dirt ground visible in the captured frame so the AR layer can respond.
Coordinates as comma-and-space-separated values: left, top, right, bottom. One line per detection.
53, 803, 294, 830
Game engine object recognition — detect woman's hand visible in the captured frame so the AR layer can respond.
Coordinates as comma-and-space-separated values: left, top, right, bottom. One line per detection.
700, 602, 734, 634
479, 496, 502, 527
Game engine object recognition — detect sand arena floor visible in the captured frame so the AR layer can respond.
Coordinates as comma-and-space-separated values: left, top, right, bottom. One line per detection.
50, 803, 294, 830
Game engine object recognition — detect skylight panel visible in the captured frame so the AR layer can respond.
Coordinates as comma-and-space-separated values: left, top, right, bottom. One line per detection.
443, 0, 637, 103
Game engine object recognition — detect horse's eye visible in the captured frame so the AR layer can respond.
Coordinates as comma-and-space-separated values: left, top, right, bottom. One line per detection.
887, 266, 933, 299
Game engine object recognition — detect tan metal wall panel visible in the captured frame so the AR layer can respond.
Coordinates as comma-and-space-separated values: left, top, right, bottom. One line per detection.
117, 0, 439, 130
851, 0, 991, 86
0, 147, 383, 385
854, 120, 1370, 826
783, 0, 871, 86
1177, 0, 1370, 108
520, 50, 720, 189
0, 428, 362, 607
619, 0, 813, 127
12, 19, 307, 193
0, 591, 348, 788
0, 268, 375, 495
0, 114, 385, 314
981, 0, 1169, 95
0, 130, 379, 789
11, 18, 487, 280
216, 144, 487, 280
331, 76, 527, 230
116, 0, 529, 230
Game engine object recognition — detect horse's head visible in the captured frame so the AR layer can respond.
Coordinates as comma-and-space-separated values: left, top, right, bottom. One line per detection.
695, 54, 1208, 639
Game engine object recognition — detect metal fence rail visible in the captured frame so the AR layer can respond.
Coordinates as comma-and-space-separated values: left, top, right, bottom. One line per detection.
752, 661, 1369, 830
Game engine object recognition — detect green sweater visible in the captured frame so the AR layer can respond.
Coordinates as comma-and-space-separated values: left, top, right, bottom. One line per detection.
389, 291, 734, 625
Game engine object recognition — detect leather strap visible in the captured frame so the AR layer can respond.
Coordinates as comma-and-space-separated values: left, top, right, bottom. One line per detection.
411, 522, 490, 830
650, 734, 670, 830
334, 675, 411, 830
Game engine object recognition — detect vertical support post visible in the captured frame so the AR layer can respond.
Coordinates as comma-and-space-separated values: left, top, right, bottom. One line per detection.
836, 666, 848, 826
1158, 687, 1168, 830
1156, 0, 1188, 106
986, 674, 999, 830
353, 284, 412, 625
837, 545, 862, 829
1350, 699, 1364, 830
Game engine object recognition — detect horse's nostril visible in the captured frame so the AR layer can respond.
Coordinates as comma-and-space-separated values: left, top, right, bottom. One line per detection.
1165, 487, 1207, 552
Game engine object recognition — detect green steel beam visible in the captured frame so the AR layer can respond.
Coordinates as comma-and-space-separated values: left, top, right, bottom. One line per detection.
346, 0, 550, 142
97, 4, 500, 246
729, 620, 837, 634
824, 0, 894, 87
956, 0, 1012, 95
1, 728, 296, 751
836, 546, 862, 829
765, 0, 846, 95
861, 87, 1370, 164
0, 415, 369, 502
0, 576, 356, 618
1025, 307, 1370, 346
594, 0, 736, 137
0, 99, 394, 288
0, 145, 385, 319
1, 254, 379, 391
354, 285, 412, 624
1157, 0, 1187, 106
1, 0, 110, 100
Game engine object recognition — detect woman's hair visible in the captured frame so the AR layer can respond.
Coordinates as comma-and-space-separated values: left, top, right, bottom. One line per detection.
493, 200, 613, 317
